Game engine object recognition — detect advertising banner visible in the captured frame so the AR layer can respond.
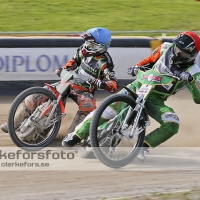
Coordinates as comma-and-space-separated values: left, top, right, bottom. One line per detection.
0, 48, 152, 80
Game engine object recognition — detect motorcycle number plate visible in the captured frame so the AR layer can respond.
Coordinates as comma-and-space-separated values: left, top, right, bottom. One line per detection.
137, 85, 152, 98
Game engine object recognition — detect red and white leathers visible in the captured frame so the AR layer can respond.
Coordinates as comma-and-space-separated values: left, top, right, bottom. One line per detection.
61, 45, 118, 115
56, 46, 118, 134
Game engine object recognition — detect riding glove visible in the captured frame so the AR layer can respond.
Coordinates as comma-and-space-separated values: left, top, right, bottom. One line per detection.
174, 71, 193, 82
127, 66, 140, 76
63, 59, 78, 71
96, 80, 107, 90
55, 59, 78, 77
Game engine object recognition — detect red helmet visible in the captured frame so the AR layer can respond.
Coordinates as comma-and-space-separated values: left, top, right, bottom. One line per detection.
170, 31, 200, 65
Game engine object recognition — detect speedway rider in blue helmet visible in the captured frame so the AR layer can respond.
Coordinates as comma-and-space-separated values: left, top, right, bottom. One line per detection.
1, 27, 118, 148
60, 27, 118, 146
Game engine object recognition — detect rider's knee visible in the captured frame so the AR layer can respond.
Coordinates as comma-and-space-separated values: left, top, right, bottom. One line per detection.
165, 122, 179, 135
79, 100, 96, 114
24, 94, 48, 111
161, 112, 179, 135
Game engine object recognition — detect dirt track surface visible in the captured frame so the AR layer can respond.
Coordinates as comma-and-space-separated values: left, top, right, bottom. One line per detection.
0, 90, 200, 200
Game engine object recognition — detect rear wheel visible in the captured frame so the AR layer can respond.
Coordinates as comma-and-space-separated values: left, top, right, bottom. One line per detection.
8, 87, 62, 151
90, 94, 145, 168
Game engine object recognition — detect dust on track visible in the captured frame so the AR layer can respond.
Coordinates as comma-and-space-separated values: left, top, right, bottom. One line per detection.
0, 90, 200, 200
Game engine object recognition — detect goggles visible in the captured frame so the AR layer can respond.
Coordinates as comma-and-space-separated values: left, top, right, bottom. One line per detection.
173, 44, 192, 59
84, 41, 104, 51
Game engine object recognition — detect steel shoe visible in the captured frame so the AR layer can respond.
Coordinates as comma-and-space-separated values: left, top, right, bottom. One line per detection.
137, 147, 149, 162
0, 123, 8, 133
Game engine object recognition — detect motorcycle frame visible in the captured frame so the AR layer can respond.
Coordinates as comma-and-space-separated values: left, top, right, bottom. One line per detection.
121, 69, 181, 139
44, 83, 66, 116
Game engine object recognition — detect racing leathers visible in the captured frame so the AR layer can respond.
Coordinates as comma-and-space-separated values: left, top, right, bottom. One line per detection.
61, 46, 118, 133
69, 42, 200, 148
124, 42, 200, 147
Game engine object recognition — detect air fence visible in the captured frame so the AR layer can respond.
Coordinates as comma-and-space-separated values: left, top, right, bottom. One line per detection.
0, 36, 182, 96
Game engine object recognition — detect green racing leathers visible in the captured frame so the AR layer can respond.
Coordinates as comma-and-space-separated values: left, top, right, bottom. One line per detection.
72, 49, 200, 148
74, 68, 200, 148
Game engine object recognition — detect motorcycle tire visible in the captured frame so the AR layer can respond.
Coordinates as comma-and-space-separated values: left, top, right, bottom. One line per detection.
7, 87, 62, 151
90, 94, 145, 168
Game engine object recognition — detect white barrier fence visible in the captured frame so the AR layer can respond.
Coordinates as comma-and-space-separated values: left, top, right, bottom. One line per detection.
0, 47, 200, 81
0, 48, 152, 81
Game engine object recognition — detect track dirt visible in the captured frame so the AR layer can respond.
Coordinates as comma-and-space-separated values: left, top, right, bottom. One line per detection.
0, 89, 200, 200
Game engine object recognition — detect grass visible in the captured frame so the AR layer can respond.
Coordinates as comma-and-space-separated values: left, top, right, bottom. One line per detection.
0, 0, 200, 35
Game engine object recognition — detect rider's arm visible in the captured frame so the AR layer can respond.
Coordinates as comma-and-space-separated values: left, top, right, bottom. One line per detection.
62, 46, 83, 70
186, 64, 200, 104
97, 52, 118, 93
135, 42, 171, 69
71, 46, 82, 66
101, 66, 118, 93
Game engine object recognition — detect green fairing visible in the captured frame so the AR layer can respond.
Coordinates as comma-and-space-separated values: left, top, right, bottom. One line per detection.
136, 70, 186, 98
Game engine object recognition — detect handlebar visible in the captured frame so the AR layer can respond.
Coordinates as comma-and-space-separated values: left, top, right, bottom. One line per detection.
188, 75, 193, 82
153, 73, 193, 82
132, 68, 193, 82
164, 74, 181, 81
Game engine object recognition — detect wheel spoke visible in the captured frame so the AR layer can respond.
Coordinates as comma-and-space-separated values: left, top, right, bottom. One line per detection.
8, 87, 62, 150
90, 93, 146, 168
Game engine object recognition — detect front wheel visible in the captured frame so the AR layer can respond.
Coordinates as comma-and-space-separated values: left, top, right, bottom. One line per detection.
7, 87, 62, 151
90, 94, 146, 168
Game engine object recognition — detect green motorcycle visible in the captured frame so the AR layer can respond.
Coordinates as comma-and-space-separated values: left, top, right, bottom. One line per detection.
89, 68, 191, 168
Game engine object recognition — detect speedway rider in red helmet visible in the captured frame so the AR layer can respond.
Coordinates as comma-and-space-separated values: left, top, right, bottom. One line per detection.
127, 31, 200, 161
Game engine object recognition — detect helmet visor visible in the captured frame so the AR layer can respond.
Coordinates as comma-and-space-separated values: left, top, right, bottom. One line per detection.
171, 44, 197, 65
84, 41, 104, 51
173, 44, 192, 59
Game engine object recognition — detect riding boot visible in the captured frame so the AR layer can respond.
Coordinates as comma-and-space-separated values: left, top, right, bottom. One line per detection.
62, 132, 81, 147
0, 106, 30, 133
0, 123, 9, 133
61, 111, 87, 147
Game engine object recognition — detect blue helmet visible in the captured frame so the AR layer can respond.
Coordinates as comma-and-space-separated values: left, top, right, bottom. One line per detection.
80, 27, 111, 56
87, 27, 111, 48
